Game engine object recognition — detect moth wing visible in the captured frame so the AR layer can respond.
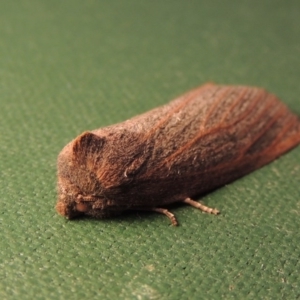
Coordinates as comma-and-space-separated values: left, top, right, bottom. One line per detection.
93, 130, 153, 188
133, 85, 300, 196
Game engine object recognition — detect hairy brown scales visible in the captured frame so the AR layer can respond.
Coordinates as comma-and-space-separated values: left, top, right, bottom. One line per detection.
56, 83, 300, 223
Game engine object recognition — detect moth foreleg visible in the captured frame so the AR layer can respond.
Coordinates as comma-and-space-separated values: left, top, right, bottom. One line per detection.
151, 208, 178, 226
183, 197, 220, 215
135, 207, 178, 226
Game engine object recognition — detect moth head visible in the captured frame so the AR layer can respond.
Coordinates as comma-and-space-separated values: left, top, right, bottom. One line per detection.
56, 190, 113, 219
56, 131, 121, 219
56, 192, 82, 219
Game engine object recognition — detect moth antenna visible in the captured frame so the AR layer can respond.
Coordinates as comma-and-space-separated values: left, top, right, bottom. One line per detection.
183, 198, 220, 215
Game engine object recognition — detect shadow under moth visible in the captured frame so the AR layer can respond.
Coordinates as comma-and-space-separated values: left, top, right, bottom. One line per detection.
56, 83, 300, 225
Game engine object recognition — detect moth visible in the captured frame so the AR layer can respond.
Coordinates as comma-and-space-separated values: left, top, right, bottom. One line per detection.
56, 83, 300, 225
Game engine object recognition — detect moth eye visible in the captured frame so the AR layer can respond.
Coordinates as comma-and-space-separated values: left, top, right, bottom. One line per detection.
76, 203, 89, 212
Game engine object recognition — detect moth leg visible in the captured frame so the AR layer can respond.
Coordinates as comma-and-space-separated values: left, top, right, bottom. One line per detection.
76, 194, 97, 202
135, 207, 178, 226
183, 198, 219, 215
151, 208, 178, 226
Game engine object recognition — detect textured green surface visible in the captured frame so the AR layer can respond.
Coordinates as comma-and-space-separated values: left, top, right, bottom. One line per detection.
1, 1, 300, 299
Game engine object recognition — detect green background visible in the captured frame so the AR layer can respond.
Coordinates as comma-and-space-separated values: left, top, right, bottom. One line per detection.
1, 1, 300, 299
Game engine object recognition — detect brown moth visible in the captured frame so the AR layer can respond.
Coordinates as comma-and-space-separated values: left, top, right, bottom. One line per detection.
56, 83, 300, 225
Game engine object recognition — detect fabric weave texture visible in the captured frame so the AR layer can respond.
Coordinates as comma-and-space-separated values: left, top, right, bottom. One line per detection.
0, 1, 299, 299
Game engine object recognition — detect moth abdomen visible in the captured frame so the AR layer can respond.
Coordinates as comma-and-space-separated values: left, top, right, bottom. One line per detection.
56, 83, 300, 225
